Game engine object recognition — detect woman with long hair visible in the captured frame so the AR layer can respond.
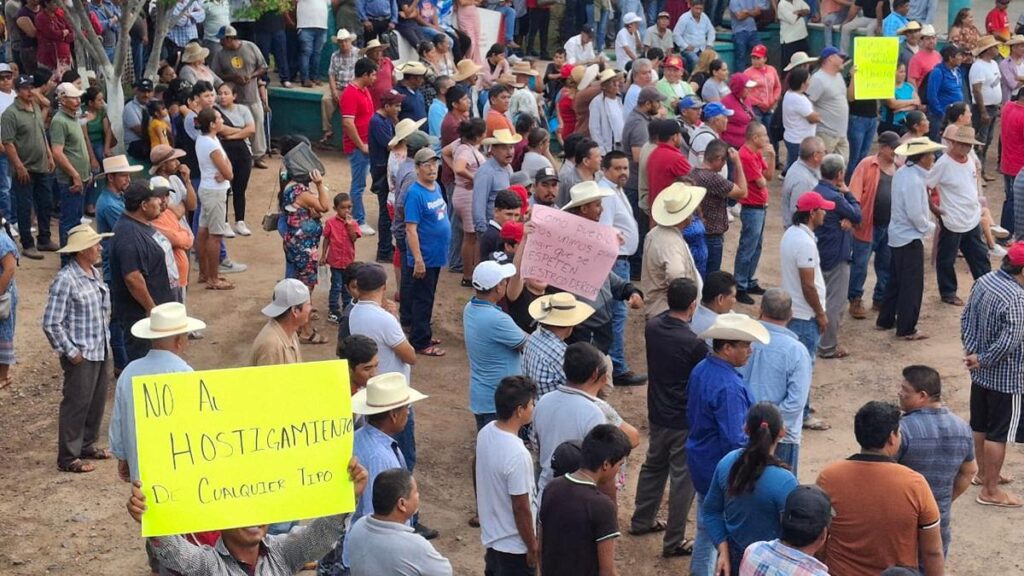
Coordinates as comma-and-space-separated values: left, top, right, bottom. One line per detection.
881, 62, 920, 135
782, 66, 819, 171
689, 48, 720, 95
702, 402, 797, 576
556, 71, 579, 143
194, 108, 235, 291
215, 82, 256, 236
443, 118, 487, 286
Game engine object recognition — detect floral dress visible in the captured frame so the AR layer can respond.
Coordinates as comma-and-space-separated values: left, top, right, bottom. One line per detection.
283, 182, 323, 289
0, 231, 18, 365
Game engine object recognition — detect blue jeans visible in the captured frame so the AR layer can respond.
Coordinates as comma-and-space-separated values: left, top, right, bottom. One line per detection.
410, 267, 441, 350
849, 224, 890, 303
681, 50, 700, 72
298, 28, 327, 82
1003, 174, 1016, 235
397, 239, 414, 327
395, 406, 417, 471
734, 206, 766, 291
348, 149, 369, 224
787, 317, 819, 419
707, 0, 728, 27
109, 319, 128, 371
132, 38, 145, 82
753, 108, 777, 159
0, 155, 12, 225
610, 259, 630, 375
496, 5, 517, 43
691, 492, 717, 576
255, 28, 292, 83
585, 3, 609, 49
784, 140, 801, 172
12, 171, 53, 249
847, 115, 879, 183
329, 267, 352, 314
642, 0, 663, 26
775, 442, 800, 478
58, 180, 85, 264
733, 30, 758, 71
705, 234, 724, 274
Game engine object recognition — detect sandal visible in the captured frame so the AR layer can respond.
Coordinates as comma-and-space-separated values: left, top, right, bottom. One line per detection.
662, 539, 694, 557
629, 520, 667, 536
431, 338, 442, 346
416, 345, 446, 357
803, 416, 831, 431
206, 280, 235, 290
900, 332, 929, 341
818, 347, 849, 359
0, 376, 10, 390
300, 328, 328, 345
59, 459, 95, 473
82, 448, 112, 460
460, 278, 473, 288
976, 494, 1023, 508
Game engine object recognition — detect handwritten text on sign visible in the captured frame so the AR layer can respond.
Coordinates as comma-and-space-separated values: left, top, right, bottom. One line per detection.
520, 204, 619, 300
854, 37, 899, 100
133, 360, 355, 537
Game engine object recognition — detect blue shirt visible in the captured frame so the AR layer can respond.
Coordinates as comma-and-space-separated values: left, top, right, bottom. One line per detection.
961, 270, 1024, 394
356, 0, 398, 23
812, 180, 861, 271
345, 424, 407, 566
472, 157, 512, 233
368, 112, 394, 168
404, 181, 451, 268
882, 12, 908, 42
907, 0, 936, 25
738, 322, 812, 445
396, 84, 427, 122
703, 448, 798, 554
96, 188, 124, 282
729, 0, 760, 33
926, 64, 964, 117
686, 355, 754, 494
108, 350, 193, 481
428, 99, 446, 138
463, 298, 527, 414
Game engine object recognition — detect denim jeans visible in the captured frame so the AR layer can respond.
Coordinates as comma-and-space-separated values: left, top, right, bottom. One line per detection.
784, 140, 801, 172
775, 442, 800, 478
255, 28, 292, 83
787, 317, 819, 420
681, 50, 700, 73
585, 3, 609, 49
348, 149, 370, 224
58, 180, 85, 264
395, 405, 417, 471
109, 319, 128, 371
734, 206, 766, 291
732, 30, 758, 72
298, 27, 327, 82
13, 171, 53, 249
1003, 174, 1016, 235
496, 5, 517, 43
410, 267, 441, 350
610, 259, 630, 375
849, 224, 891, 302
371, 165, 393, 259
846, 115, 879, 183
0, 155, 12, 225
935, 223, 990, 298
329, 267, 352, 314
397, 239, 414, 327
705, 234, 724, 274
691, 492, 717, 576
707, 0, 728, 27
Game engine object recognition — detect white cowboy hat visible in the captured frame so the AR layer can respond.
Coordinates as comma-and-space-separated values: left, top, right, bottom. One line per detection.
597, 68, 622, 84
389, 118, 427, 148
452, 59, 482, 82
335, 28, 355, 42
919, 24, 937, 37
562, 181, 613, 212
529, 292, 595, 327
651, 183, 707, 227
181, 42, 210, 64
972, 35, 1002, 56
894, 137, 946, 157
131, 302, 207, 340
623, 12, 643, 26
361, 38, 385, 54
783, 52, 818, 72
57, 223, 111, 253
482, 128, 523, 146
578, 64, 600, 91
698, 312, 771, 344
101, 155, 143, 176
351, 372, 428, 415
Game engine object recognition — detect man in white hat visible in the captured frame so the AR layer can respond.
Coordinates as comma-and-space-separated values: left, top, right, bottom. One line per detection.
642, 182, 706, 319
212, 25, 270, 165
615, 13, 644, 71
43, 224, 113, 474
969, 37, 1002, 180
523, 292, 596, 398
249, 279, 312, 366
686, 311, 769, 574
50, 82, 92, 257
472, 128, 518, 234
908, 24, 940, 87
324, 28, 359, 144
396, 61, 428, 123
589, 69, 624, 155
108, 302, 205, 482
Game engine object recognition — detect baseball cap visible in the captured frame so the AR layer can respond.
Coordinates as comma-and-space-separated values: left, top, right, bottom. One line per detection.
637, 85, 666, 104
15, 74, 33, 89
135, 78, 154, 91
414, 147, 439, 164
782, 485, 834, 536
650, 118, 681, 138
124, 180, 160, 204
664, 55, 684, 70
551, 439, 582, 477
1007, 241, 1024, 266
795, 191, 836, 212
261, 278, 311, 317
148, 176, 173, 197
702, 102, 734, 120
751, 44, 768, 58
472, 260, 517, 290
218, 25, 239, 39
510, 170, 532, 187
406, 131, 437, 156
821, 46, 848, 61
535, 166, 559, 183
0, 64, 11, 75
678, 95, 703, 110
355, 263, 388, 292
877, 131, 901, 149
380, 89, 406, 106
500, 221, 524, 243
56, 82, 85, 99
657, 11, 670, 18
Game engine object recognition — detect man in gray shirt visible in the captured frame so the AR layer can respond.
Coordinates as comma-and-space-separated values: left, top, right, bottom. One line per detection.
471, 133, 516, 233
806, 47, 850, 160
781, 136, 825, 227
122, 79, 154, 161
212, 25, 269, 163
622, 86, 664, 272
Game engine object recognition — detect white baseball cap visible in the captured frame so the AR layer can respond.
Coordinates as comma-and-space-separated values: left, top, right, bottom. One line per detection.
472, 260, 517, 291
261, 279, 312, 317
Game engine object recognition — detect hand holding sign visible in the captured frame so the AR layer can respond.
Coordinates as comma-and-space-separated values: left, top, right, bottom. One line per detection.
519, 205, 619, 300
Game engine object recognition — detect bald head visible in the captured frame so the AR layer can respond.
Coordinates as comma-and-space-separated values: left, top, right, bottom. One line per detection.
760, 288, 793, 323
799, 137, 825, 167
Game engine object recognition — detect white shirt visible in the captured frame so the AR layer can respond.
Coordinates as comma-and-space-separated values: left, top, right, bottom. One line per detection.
969, 59, 1002, 107
296, 0, 328, 29
0, 90, 15, 138
926, 153, 981, 233
589, 94, 624, 155
673, 10, 715, 51
475, 422, 536, 554
195, 134, 230, 190
565, 34, 596, 65
598, 177, 639, 256
782, 91, 817, 144
780, 224, 826, 321
777, 0, 810, 43
349, 300, 412, 382
614, 28, 639, 71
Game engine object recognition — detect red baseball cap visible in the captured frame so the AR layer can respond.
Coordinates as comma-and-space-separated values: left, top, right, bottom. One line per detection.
1008, 241, 1024, 266
795, 191, 836, 212
500, 221, 524, 242
664, 55, 684, 70
751, 44, 768, 59
561, 63, 575, 79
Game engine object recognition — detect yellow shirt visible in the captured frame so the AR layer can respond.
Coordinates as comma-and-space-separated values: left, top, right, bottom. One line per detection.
248, 319, 303, 366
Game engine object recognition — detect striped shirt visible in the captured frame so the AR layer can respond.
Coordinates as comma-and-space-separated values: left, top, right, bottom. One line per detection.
522, 326, 567, 398
41, 262, 110, 361
961, 269, 1024, 394
739, 539, 830, 576
166, 0, 204, 47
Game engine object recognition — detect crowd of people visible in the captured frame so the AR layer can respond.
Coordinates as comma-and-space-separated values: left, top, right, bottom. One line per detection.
3, 0, 1024, 574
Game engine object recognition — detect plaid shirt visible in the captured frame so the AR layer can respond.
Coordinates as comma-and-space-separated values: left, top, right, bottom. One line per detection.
739, 539, 829, 576
329, 49, 358, 92
522, 326, 567, 398
961, 269, 1024, 394
166, 0, 204, 47
42, 262, 110, 362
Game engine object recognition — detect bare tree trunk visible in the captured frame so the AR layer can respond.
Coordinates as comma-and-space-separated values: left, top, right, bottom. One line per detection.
145, 2, 175, 80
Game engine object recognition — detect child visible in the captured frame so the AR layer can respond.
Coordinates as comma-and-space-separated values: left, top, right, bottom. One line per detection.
320, 193, 362, 323
478, 188, 523, 261
147, 100, 172, 148
336, 333, 379, 401
336, 261, 364, 340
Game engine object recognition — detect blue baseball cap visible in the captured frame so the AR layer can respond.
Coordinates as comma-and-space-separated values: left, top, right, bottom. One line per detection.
702, 102, 734, 120
820, 46, 848, 61
678, 95, 703, 110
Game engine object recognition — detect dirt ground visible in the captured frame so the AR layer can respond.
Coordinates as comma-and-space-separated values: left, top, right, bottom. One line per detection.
0, 147, 1021, 576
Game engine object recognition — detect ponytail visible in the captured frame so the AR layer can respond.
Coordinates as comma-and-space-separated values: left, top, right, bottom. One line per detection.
727, 402, 786, 496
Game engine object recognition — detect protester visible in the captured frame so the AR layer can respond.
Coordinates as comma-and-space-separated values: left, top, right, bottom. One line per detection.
925, 45, 965, 141
589, 69, 625, 155
691, 271, 738, 337
738, 486, 833, 575
807, 47, 851, 158
405, 147, 451, 356
249, 278, 311, 366
473, 128, 518, 233
520, 293, 594, 399
323, 29, 357, 145
368, 92, 404, 262
642, 183, 706, 319
279, 163, 331, 340
734, 122, 775, 305
780, 136, 824, 226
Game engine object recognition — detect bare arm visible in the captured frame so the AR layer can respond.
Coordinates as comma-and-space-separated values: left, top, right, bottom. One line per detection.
798, 267, 827, 332
511, 494, 538, 568
394, 339, 417, 364
210, 149, 234, 182
918, 525, 945, 576
342, 117, 367, 152
619, 420, 641, 448
124, 270, 156, 312
952, 458, 978, 502
0, 253, 15, 293
597, 538, 619, 576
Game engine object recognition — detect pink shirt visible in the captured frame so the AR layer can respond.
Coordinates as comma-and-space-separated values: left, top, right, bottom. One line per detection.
744, 65, 782, 112
908, 50, 942, 88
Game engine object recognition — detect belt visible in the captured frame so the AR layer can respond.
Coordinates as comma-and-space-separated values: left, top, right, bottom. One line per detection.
741, 204, 767, 210
369, 15, 391, 22
616, 255, 630, 261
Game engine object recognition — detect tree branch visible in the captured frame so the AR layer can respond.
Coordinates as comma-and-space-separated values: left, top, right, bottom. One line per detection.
66, 0, 109, 67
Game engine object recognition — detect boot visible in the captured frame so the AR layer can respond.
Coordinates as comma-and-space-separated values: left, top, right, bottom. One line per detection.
849, 298, 867, 319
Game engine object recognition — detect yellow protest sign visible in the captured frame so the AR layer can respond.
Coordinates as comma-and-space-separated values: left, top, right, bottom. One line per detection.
854, 37, 899, 100
133, 360, 355, 537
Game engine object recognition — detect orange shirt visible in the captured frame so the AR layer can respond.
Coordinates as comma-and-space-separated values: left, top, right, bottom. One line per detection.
151, 209, 193, 287
485, 109, 515, 137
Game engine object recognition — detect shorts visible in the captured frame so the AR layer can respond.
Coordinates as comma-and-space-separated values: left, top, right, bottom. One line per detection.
453, 185, 475, 233
197, 187, 230, 236
970, 382, 1024, 443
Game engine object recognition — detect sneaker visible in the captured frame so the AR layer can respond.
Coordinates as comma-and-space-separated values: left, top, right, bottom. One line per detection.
991, 243, 1008, 258
727, 211, 734, 223
235, 221, 252, 236
9, 228, 18, 238
746, 284, 767, 295
21, 246, 43, 260
219, 259, 248, 274
222, 226, 236, 238
736, 290, 755, 305
991, 225, 1011, 239
613, 371, 648, 386
37, 240, 60, 252
359, 224, 377, 236
413, 522, 439, 540
327, 311, 340, 324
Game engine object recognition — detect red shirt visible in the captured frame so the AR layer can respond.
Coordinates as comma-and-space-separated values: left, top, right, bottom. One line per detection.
646, 142, 692, 205
1001, 101, 1024, 176
558, 89, 577, 136
369, 57, 395, 110
323, 215, 361, 269
340, 83, 374, 154
986, 7, 1009, 36
739, 143, 769, 206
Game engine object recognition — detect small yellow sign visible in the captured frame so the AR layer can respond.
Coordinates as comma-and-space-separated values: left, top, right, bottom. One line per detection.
133, 360, 355, 537
854, 37, 900, 100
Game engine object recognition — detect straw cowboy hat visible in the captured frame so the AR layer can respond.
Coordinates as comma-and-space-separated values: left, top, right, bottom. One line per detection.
482, 128, 523, 146
652, 183, 707, 227
783, 52, 818, 72
131, 302, 207, 340
398, 61, 429, 76
334, 28, 355, 43
896, 20, 922, 35
181, 42, 209, 64
149, 144, 186, 175
351, 372, 428, 415
57, 223, 111, 254
597, 68, 622, 84
510, 61, 538, 77
894, 137, 946, 157
562, 181, 613, 211
529, 292, 595, 327
497, 73, 523, 88
578, 64, 600, 91
943, 125, 983, 146
361, 38, 385, 54
698, 312, 771, 344
973, 35, 1002, 56
453, 59, 482, 82
101, 155, 143, 176
389, 118, 427, 148
1006, 35, 1024, 47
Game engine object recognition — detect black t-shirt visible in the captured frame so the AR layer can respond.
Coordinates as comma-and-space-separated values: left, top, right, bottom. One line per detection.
478, 225, 504, 262
645, 312, 710, 429
255, 11, 285, 34
873, 170, 893, 227
110, 216, 175, 323
539, 474, 620, 576
506, 286, 546, 333
847, 76, 879, 118
857, 0, 880, 18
